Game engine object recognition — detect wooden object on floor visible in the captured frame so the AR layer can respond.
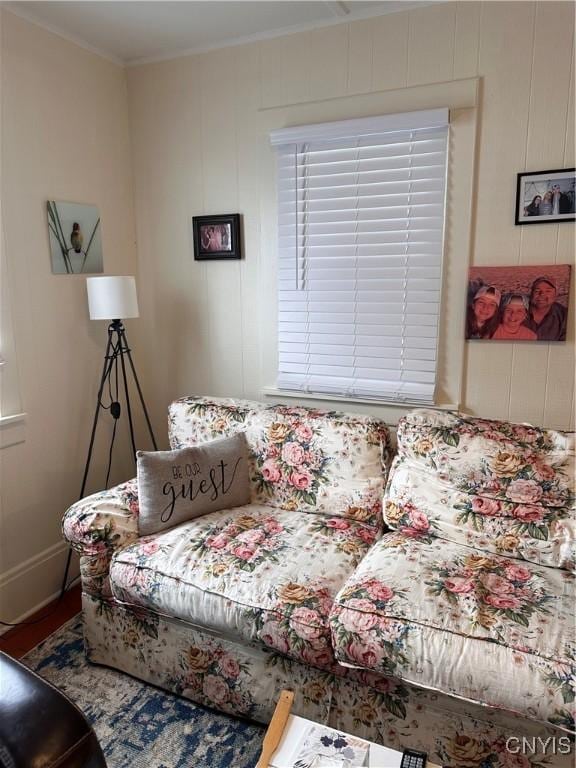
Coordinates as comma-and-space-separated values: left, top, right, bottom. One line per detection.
256, 689, 295, 768
0, 584, 81, 658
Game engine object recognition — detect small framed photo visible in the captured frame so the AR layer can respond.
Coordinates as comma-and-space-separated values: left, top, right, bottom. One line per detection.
192, 214, 241, 260
515, 168, 575, 224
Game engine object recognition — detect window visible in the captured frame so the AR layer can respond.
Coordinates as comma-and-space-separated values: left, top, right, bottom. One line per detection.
0, 203, 24, 428
271, 108, 449, 404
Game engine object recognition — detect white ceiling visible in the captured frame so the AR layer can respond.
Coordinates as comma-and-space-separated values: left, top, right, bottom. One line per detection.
5, 1, 436, 65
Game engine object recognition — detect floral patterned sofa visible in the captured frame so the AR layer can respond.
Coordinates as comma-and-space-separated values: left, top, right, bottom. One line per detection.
63, 397, 575, 767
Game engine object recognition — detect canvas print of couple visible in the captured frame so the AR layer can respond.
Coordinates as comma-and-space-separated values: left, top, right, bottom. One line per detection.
466, 265, 571, 342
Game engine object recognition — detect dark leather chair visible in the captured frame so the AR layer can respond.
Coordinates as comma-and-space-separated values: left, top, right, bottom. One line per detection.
0, 651, 107, 768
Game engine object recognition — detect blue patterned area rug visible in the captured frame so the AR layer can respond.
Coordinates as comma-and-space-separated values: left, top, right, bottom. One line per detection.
24, 615, 265, 768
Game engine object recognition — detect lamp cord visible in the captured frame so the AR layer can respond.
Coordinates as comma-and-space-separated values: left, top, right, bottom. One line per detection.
104, 350, 120, 490
0, 609, 75, 628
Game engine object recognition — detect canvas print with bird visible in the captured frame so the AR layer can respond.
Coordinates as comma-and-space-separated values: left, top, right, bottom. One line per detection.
47, 200, 103, 274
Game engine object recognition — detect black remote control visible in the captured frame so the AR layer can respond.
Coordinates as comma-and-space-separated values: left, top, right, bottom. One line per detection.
400, 748, 427, 768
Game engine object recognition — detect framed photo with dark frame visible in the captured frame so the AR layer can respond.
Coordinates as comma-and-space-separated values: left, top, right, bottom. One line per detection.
193, 214, 241, 260
515, 168, 575, 225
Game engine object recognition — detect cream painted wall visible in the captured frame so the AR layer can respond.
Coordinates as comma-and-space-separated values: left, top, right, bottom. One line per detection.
0, 1, 574, 623
0, 10, 141, 621
128, 0, 575, 433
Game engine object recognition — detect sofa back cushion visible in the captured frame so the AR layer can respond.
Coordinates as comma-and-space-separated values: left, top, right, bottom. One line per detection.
169, 396, 390, 529
384, 409, 575, 569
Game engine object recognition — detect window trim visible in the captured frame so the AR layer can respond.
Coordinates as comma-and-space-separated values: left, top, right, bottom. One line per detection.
0, 412, 27, 449
260, 78, 480, 415
1, 193, 26, 432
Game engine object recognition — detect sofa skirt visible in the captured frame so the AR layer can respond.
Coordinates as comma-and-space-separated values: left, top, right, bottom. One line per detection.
83, 594, 573, 768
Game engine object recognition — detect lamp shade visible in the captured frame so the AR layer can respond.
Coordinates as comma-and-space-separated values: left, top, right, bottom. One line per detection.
87, 276, 139, 320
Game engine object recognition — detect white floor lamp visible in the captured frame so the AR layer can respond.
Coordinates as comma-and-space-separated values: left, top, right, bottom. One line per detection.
60, 276, 157, 595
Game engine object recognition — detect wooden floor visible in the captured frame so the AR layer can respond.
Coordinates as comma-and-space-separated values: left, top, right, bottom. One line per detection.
0, 584, 82, 659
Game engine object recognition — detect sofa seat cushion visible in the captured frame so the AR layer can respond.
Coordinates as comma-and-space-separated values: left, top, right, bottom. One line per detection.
109, 503, 378, 672
168, 396, 390, 528
330, 532, 575, 732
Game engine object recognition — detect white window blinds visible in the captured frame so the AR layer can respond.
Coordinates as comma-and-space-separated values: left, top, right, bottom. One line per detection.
271, 109, 449, 404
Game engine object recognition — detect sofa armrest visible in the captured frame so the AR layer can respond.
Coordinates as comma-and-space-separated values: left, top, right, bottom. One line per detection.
62, 479, 140, 557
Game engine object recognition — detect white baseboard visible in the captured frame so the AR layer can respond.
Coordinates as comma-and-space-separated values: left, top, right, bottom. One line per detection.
0, 540, 80, 632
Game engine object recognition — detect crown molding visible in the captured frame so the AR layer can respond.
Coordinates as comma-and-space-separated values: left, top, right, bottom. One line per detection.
2, 1, 437, 69
2, 2, 125, 66
127, 1, 435, 67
